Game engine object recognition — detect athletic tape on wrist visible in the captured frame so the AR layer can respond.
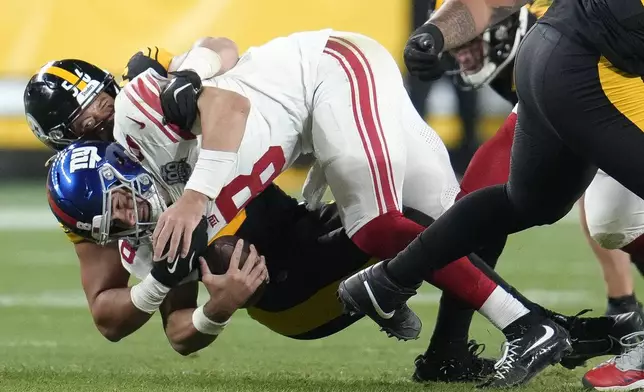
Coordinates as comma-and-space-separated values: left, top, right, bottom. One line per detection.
177, 47, 222, 80
192, 305, 230, 335
130, 274, 171, 314
185, 149, 238, 200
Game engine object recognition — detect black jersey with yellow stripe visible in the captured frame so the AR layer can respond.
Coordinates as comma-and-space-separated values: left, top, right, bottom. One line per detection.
539, 0, 644, 76
238, 186, 434, 340
238, 188, 375, 339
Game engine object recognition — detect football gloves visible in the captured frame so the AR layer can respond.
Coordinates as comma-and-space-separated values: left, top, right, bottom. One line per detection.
404, 23, 446, 81
150, 216, 208, 287
160, 70, 202, 132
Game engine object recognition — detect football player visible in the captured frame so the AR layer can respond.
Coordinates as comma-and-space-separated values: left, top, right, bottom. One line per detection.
112, 28, 643, 387
117, 29, 558, 354
24, 46, 497, 380
47, 140, 638, 382
341, 0, 644, 388
447, 1, 644, 319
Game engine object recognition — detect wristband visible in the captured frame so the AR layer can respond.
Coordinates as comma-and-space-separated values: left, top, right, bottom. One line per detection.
130, 274, 171, 314
185, 149, 238, 200
177, 47, 223, 80
192, 305, 230, 335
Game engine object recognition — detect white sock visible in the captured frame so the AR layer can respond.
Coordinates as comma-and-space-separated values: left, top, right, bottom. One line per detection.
479, 286, 530, 330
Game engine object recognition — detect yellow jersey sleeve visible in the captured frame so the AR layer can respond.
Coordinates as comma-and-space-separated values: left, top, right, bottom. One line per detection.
120, 46, 174, 87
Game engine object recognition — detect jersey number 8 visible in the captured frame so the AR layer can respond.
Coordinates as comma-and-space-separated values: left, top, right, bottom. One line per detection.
215, 146, 286, 222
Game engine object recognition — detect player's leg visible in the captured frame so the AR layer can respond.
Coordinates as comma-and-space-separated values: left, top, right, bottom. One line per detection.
582, 175, 644, 316
342, 24, 610, 387
317, 33, 530, 344
397, 94, 500, 382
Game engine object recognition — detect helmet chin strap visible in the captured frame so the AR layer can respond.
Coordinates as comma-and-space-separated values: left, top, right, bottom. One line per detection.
461, 61, 498, 88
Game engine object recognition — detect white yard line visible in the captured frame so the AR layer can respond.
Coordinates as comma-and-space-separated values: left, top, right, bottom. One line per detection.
0, 205, 581, 231
0, 288, 598, 309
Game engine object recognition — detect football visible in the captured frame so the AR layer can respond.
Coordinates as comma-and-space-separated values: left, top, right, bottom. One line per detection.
202, 235, 267, 307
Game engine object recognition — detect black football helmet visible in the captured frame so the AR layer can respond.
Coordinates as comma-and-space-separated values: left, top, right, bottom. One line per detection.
445, 7, 534, 90
23, 59, 119, 151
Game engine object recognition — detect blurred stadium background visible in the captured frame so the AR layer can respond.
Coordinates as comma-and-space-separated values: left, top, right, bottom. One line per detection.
0, 1, 634, 391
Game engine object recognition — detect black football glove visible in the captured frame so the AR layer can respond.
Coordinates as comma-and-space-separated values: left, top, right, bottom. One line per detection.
151, 216, 208, 287
160, 70, 202, 132
404, 23, 446, 81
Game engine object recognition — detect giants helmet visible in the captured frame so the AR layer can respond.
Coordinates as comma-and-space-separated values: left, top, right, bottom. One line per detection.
24, 59, 119, 151
446, 7, 535, 90
47, 140, 166, 245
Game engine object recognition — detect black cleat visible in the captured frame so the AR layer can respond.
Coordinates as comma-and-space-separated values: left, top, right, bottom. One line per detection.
337, 261, 422, 341
413, 340, 496, 383
478, 319, 572, 388
554, 310, 644, 369
606, 299, 644, 318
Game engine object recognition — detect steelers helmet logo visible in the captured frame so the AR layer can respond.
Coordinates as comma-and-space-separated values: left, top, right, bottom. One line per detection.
26, 113, 45, 139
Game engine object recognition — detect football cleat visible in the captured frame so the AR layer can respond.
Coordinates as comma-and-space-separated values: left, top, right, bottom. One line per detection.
582, 332, 644, 391
413, 340, 496, 383
556, 311, 644, 369
337, 261, 422, 341
606, 299, 644, 318
478, 319, 572, 388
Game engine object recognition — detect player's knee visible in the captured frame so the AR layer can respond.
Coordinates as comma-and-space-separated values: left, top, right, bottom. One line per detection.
508, 187, 573, 227
593, 232, 630, 250
587, 213, 644, 250
351, 211, 425, 259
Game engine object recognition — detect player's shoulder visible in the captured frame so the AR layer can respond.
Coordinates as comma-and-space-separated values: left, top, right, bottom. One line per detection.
121, 46, 174, 87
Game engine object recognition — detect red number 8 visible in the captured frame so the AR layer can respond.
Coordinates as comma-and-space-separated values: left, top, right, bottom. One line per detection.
215, 146, 287, 222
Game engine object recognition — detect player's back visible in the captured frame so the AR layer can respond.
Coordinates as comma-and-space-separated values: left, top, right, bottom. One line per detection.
203, 29, 332, 144
539, 0, 644, 75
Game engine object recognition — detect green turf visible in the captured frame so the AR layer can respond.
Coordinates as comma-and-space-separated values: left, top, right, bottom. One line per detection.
1, 187, 642, 391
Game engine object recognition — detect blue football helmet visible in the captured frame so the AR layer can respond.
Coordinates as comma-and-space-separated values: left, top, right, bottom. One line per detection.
46, 140, 167, 245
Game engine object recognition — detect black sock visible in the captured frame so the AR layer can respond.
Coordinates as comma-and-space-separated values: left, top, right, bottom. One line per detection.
385, 185, 525, 288
427, 294, 475, 354
608, 294, 638, 308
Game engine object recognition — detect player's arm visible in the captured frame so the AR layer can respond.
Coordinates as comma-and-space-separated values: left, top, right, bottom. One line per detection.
159, 241, 266, 356
185, 85, 250, 198
430, 0, 529, 50
76, 241, 154, 341
169, 37, 240, 77
159, 282, 223, 356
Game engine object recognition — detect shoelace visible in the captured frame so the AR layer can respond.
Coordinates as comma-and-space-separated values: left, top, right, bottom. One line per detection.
612, 331, 644, 370
492, 340, 520, 380
468, 340, 487, 357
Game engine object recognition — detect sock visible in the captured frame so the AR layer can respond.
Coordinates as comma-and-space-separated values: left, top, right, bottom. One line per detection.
386, 185, 525, 285
351, 211, 425, 260
479, 286, 530, 330
428, 294, 475, 351
608, 294, 638, 308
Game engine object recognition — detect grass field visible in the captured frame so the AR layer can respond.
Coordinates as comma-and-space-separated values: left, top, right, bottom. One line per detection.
1, 181, 642, 391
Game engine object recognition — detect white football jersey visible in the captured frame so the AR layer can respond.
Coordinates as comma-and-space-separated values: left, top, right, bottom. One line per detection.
113, 29, 333, 279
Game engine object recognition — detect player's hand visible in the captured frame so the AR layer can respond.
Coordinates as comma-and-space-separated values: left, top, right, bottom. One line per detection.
200, 240, 268, 320
150, 216, 208, 287
161, 70, 202, 132
404, 23, 446, 81
152, 190, 208, 262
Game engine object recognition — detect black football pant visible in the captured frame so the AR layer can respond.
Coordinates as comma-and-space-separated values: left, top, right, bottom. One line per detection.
387, 23, 644, 288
